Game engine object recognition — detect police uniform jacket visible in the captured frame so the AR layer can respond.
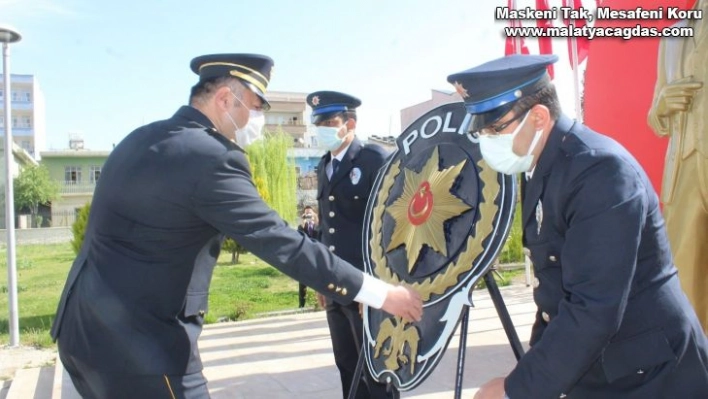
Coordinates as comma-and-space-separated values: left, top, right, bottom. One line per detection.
505, 115, 708, 398
50, 106, 364, 376
316, 138, 388, 269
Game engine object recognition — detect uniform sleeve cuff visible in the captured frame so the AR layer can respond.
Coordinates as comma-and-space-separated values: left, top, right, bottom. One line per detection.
354, 273, 389, 309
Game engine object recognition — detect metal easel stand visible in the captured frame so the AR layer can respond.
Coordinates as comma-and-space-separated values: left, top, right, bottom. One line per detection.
453, 268, 525, 399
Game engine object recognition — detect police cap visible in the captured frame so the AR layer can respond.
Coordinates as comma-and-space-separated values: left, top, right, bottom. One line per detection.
190, 53, 274, 111
306, 91, 361, 124
447, 54, 558, 132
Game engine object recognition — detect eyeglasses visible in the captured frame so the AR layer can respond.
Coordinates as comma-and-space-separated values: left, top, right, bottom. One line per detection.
474, 108, 532, 138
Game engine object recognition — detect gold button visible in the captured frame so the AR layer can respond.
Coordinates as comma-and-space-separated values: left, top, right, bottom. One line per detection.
341, 288, 347, 296
329, 245, 335, 252
328, 283, 335, 290
533, 277, 540, 289
523, 247, 531, 257
336, 286, 342, 293
542, 312, 550, 322
329, 228, 335, 234
549, 255, 557, 262
328, 195, 335, 201
329, 211, 335, 217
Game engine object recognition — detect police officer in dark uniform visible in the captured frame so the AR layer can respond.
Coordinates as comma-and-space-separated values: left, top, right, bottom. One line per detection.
307, 91, 397, 399
446, 55, 708, 399
50, 55, 422, 399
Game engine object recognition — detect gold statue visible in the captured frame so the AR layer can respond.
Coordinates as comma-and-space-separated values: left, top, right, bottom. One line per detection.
648, 0, 707, 333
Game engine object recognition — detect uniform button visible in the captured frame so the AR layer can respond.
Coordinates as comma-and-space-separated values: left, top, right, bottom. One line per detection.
329, 211, 335, 217
354, 195, 359, 200
523, 247, 531, 257
542, 312, 551, 322
329, 245, 335, 252
328, 195, 335, 201
335, 286, 342, 292
549, 255, 557, 262
533, 277, 540, 288
329, 228, 335, 234
328, 283, 335, 290
341, 288, 347, 296
198, 310, 205, 316
637, 369, 645, 374
559, 394, 567, 398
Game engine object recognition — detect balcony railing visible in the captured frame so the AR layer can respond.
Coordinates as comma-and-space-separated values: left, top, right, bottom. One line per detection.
60, 182, 97, 194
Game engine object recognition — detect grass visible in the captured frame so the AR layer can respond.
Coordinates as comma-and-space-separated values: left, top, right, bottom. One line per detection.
0, 202, 527, 349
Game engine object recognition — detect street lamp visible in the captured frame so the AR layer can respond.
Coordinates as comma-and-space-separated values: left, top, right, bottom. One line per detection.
1, 24, 22, 347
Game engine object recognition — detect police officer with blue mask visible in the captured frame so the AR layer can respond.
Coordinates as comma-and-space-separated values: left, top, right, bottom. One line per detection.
447, 55, 708, 399
307, 91, 398, 399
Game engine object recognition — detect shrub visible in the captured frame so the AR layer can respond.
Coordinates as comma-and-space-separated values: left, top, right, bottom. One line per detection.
71, 203, 91, 255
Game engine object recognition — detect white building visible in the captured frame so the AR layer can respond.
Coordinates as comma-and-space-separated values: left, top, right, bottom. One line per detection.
0, 74, 46, 159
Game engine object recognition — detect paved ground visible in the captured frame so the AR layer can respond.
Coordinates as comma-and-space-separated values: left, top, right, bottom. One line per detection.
199, 284, 536, 398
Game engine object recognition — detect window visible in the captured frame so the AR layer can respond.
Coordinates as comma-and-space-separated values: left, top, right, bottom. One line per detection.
24, 92, 31, 102
11, 91, 19, 102
21, 116, 31, 128
89, 165, 102, 184
65, 166, 82, 184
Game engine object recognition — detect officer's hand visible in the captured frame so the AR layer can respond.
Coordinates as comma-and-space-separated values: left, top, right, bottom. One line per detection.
316, 292, 326, 309
654, 78, 703, 119
381, 285, 423, 322
474, 377, 506, 399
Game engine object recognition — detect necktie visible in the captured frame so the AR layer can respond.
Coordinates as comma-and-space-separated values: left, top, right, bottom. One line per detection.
331, 159, 340, 178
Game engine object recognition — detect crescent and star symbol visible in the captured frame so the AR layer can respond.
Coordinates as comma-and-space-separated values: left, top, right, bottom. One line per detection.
385, 147, 472, 273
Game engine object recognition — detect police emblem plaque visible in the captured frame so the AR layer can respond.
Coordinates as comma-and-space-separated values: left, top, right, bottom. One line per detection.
362, 103, 517, 390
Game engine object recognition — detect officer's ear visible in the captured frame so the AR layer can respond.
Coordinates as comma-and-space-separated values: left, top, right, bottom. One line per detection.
345, 117, 357, 130
530, 104, 551, 131
214, 85, 234, 112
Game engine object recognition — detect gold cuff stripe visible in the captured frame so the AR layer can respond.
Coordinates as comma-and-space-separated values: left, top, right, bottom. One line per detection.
229, 70, 267, 94
163, 375, 177, 399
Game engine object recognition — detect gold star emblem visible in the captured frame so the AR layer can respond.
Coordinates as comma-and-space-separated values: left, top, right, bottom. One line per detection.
385, 147, 471, 273
311, 96, 320, 106
453, 81, 469, 98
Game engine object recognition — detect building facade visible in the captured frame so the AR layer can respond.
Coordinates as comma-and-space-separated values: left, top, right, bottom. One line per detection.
40, 141, 110, 227
0, 142, 38, 228
265, 91, 313, 148
399, 89, 462, 131
0, 74, 46, 159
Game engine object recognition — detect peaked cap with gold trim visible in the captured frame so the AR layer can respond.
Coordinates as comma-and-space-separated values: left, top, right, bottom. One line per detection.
190, 53, 274, 111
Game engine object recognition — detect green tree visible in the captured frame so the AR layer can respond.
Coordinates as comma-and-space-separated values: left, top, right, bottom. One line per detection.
71, 202, 91, 255
221, 238, 248, 264
245, 128, 298, 222
14, 164, 60, 228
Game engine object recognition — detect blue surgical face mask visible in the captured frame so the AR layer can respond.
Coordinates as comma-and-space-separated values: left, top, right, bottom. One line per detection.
477, 112, 543, 175
315, 125, 346, 151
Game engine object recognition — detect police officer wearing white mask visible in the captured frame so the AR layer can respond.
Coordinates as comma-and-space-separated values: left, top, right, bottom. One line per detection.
450, 54, 708, 399
307, 91, 397, 399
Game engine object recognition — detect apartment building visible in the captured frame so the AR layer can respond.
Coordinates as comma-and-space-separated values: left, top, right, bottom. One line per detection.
0, 74, 46, 159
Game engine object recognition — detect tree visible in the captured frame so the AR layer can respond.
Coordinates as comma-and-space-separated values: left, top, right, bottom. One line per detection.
220, 130, 298, 263
246, 128, 298, 222
221, 238, 248, 264
71, 202, 91, 255
14, 164, 60, 228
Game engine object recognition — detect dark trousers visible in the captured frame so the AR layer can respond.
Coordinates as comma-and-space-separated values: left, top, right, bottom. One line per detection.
325, 300, 399, 399
58, 345, 210, 399
299, 282, 308, 308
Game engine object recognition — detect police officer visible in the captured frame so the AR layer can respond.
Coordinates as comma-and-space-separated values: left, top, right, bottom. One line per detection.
446, 55, 708, 398
307, 91, 397, 399
50, 55, 422, 399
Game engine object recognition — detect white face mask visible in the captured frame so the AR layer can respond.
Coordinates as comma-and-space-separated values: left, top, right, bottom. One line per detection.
315, 125, 346, 151
478, 112, 543, 175
225, 93, 265, 147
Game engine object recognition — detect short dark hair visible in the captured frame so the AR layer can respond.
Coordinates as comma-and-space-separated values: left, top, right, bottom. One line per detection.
189, 76, 242, 105
511, 83, 561, 121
